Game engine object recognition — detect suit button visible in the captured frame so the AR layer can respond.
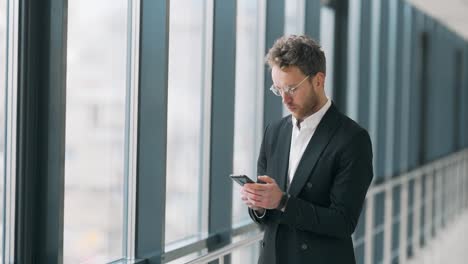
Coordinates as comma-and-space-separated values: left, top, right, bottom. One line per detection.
301, 243, 308, 250
307, 182, 313, 188
261, 241, 265, 248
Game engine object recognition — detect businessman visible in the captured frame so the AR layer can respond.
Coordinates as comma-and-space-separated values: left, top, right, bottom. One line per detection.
240, 35, 374, 264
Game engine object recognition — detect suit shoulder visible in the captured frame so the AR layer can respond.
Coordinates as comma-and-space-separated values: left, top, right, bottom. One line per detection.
266, 115, 291, 132
335, 113, 371, 144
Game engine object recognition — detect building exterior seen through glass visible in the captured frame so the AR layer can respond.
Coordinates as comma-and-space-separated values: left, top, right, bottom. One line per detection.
0, 1, 7, 260
165, 0, 208, 246
64, 0, 127, 262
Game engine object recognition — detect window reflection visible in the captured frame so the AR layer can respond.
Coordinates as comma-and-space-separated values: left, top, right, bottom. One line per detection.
165, 0, 207, 245
64, 0, 127, 262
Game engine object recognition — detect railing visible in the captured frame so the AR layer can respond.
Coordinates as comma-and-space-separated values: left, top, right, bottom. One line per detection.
183, 149, 468, 264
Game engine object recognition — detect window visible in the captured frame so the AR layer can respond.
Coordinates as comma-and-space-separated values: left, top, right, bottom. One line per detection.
232, 0, 264, 226
283, 0, 305, 116
0, 1, 7, 259
165, 0, 211, 245
284, 0, 305, 35
320, 5, 335, 99
64, 0, 128, 262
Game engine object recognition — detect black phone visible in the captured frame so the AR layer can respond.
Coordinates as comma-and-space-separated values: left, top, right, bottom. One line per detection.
230, 174, 263, 186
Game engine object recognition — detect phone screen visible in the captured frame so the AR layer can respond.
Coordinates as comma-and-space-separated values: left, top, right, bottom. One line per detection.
230, 174, 255, 186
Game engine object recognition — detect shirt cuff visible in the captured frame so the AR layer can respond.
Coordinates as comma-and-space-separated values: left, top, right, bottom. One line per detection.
253, 208, 266, 218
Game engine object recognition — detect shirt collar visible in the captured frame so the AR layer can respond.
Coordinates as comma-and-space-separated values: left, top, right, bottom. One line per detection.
291, 98, 331, 130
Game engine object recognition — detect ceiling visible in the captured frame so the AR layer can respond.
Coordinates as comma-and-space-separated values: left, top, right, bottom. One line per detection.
407, 0, 468, 40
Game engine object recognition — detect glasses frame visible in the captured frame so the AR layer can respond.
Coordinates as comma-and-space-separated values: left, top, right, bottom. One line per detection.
269, 74, 310, 96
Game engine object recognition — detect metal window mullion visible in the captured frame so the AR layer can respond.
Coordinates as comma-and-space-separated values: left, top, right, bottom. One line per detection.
384, 0, 397, 178
263, 0, 285, 127
399, 1, 412, 172
369, 0, 381, 180
304, 0, 320, 39
207, 1, 236, 261
134, 0, 169, 262
15, 0, 68, 262
331, 1, 349, 111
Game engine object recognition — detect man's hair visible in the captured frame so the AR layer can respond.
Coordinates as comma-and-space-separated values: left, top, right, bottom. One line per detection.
265, 35, 326, 76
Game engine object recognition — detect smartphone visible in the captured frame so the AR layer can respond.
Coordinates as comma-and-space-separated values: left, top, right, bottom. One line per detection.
230, 174, 263, 186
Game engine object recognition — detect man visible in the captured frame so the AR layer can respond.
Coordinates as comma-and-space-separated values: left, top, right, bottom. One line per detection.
240, 35, 373, 264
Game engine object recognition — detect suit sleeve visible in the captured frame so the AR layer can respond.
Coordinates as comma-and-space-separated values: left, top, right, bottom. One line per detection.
249, 124, 270, 225
279, 130, 373, 238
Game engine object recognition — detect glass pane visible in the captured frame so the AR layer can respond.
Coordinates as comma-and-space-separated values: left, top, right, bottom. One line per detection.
165, 0, 207, 245
64, 1, 128, 262
0, 0, 7, 259
232, 0, 262, 225
284, 0, 304, 35
320, 6, 335, 99
283, 0, 305, 116
230, 234, 260, 264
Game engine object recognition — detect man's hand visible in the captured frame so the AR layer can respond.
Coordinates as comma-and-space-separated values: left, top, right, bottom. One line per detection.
240, 175, 283, 210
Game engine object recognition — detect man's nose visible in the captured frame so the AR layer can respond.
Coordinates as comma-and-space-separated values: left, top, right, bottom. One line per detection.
282, 93, 292, 104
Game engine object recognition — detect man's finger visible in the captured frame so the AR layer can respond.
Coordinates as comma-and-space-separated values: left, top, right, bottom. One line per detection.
244, 183, 268, 192
247, 193, 263, 202
258, 175, 275, 184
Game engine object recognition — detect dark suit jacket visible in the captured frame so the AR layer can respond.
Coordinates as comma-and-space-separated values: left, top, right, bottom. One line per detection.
249, 103, 373, 264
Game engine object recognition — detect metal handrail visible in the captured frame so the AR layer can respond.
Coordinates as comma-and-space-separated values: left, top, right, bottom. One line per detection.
186, 232, 264, 264
179, 149, 468, 264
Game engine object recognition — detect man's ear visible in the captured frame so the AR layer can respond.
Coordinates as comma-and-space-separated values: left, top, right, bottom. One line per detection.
312, 72, 326, 89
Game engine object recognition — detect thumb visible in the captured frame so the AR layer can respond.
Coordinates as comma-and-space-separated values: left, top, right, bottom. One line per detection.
258, 175, 275, 184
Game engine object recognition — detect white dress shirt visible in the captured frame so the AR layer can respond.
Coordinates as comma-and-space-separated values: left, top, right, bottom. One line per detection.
288, 99, 331, 186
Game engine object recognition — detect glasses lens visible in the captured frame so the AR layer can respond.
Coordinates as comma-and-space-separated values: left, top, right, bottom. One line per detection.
270, 86, 281, 96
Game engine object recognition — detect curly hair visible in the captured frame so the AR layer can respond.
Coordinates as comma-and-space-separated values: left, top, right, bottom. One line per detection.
265, 35, 326, 76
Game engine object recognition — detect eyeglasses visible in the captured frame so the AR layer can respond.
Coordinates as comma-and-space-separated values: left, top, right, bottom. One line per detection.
269, 75, 310, 96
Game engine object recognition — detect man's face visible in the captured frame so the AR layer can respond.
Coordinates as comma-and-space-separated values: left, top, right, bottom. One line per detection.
271, 65, 322, 120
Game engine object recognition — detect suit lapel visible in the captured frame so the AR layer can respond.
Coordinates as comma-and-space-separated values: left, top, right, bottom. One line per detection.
276, 117, 292, 191
288, 104, 342, 196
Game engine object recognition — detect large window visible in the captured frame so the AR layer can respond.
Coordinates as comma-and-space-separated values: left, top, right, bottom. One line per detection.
165, 0, 211, 246
64, 1, 128, 262
284, 0, 305, 35
0, 1, 7, 259
320, 5, 335, 99
232, 0, 264, 226
283, 0, 305, 116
